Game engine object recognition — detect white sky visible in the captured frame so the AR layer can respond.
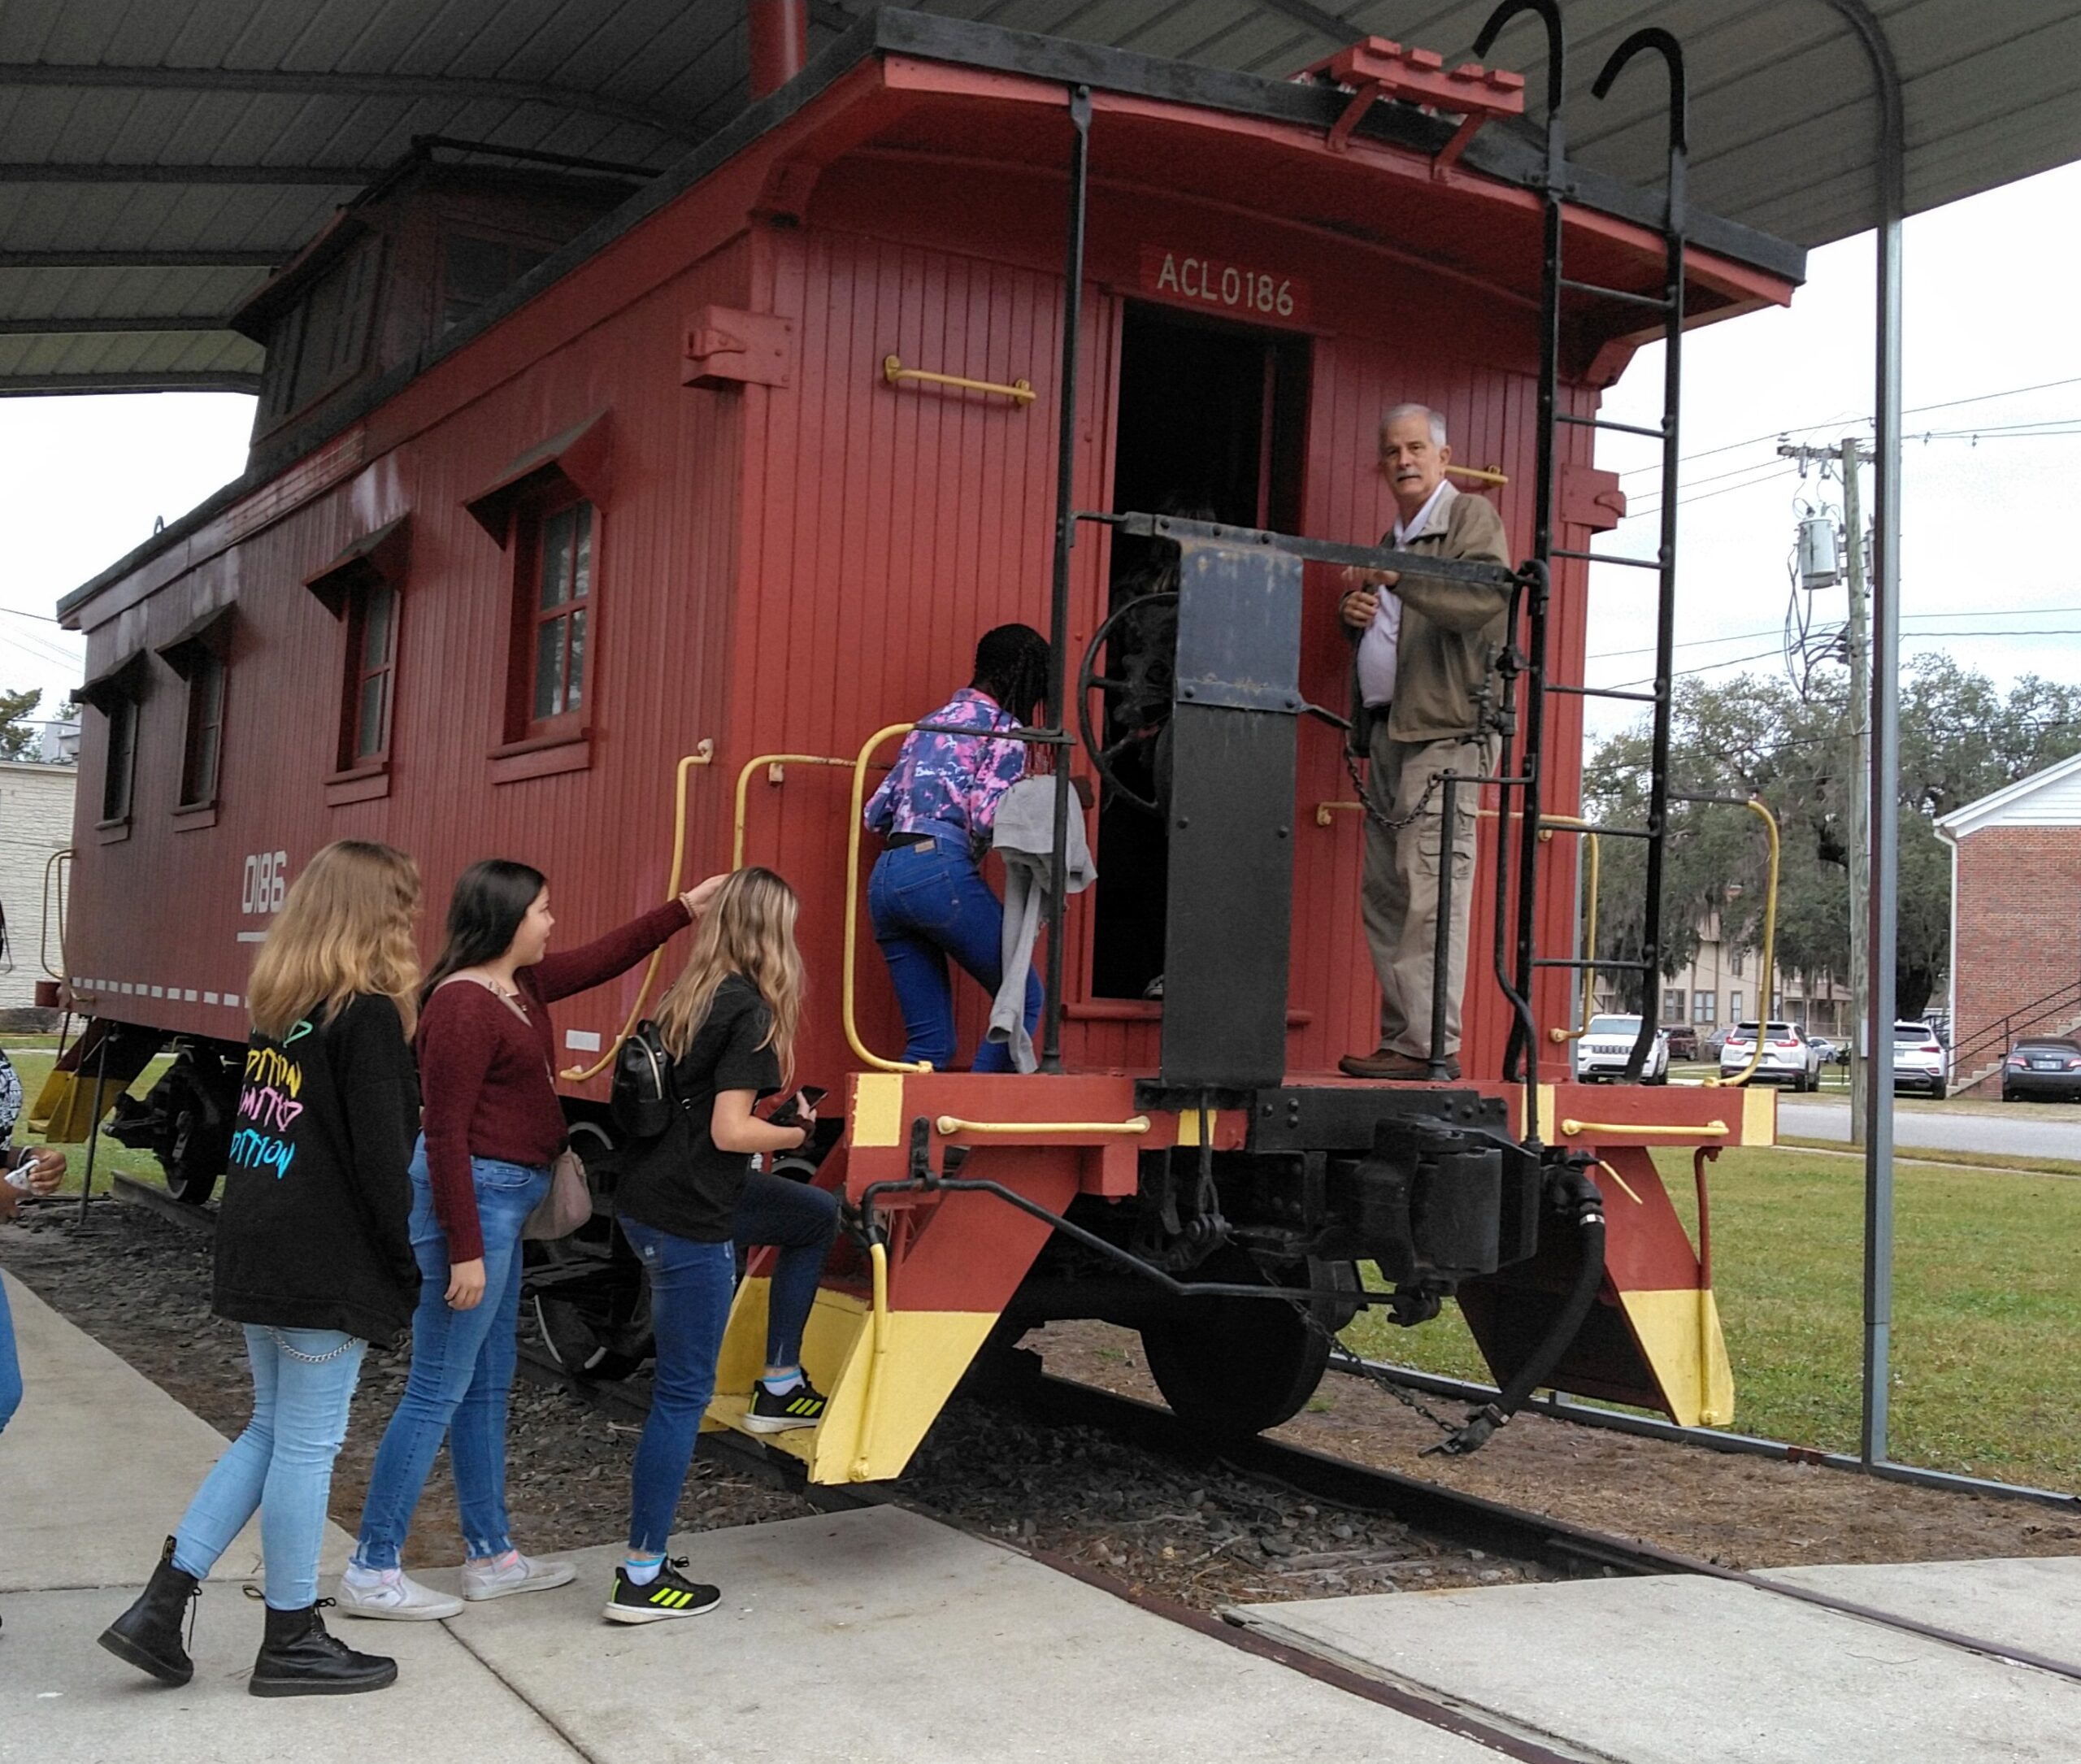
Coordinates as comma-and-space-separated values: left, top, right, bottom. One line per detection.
3, 155, 2079, 738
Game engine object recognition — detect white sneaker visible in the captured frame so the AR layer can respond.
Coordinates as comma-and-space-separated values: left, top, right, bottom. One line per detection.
461, 1551, 577, 1602
336, 1565, 464, 1621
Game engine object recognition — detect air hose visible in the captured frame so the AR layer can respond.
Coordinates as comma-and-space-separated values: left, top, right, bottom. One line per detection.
1429, 1162, 1607, 1457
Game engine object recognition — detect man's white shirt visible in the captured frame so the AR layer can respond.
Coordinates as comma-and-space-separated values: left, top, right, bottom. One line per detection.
1357, 478, 1456, 708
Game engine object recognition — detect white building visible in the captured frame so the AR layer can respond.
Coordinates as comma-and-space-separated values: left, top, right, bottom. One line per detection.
0, 758, 76, 1018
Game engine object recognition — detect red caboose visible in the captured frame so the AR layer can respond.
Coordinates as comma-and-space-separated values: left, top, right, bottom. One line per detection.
45, 11, 1798, 1479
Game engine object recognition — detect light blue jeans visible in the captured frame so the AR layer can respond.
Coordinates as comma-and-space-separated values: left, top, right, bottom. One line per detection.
172, 1324, 367, 1610
354, 1141, 549, 1569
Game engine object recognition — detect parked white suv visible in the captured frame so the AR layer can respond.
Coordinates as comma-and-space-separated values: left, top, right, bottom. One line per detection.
1718, 1020, 1824, 1091
1892, 1021, 1948, 1099
1573, 1015, 1670, 1084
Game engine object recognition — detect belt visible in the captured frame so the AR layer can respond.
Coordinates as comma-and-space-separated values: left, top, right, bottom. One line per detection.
886, 832, 935, 849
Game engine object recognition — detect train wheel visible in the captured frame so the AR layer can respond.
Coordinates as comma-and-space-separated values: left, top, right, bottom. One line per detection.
1139, 1249, 1346, 1438
159, 1061, 231, 1206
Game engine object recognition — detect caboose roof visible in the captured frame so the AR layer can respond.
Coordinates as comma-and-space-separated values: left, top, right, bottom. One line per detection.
60, 8, 1808, 620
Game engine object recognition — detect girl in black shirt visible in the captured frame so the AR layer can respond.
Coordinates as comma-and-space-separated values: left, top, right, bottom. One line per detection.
100, 840, 422, 1697
606, 866, 817, 1623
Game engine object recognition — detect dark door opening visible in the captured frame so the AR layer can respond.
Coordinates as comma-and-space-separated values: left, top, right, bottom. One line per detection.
1090, 302, 1310, 1000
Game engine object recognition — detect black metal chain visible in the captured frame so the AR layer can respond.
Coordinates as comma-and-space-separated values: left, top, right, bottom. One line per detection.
1340, 751, 1447, 837
1280, 1292, 1461, 1436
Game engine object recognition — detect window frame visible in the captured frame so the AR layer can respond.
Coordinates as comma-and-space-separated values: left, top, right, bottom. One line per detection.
1661, 988, 1685, 1023
341, 577, 402, 771
178, 650, 227, 809
1729, 990, 1744, 1024
506, 489, 597, 745
1692, 989, 1716, 1025
99, 691, 140, 827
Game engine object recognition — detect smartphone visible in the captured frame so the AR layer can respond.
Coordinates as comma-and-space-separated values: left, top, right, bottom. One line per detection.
766, 1084, 829, 1129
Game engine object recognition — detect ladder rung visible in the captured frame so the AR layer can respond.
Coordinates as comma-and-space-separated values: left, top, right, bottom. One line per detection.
1549, 683, 1662, 703
1559, 277, 1675, 311
1557, 823, 1659, 841
1557, 412, 1668, 440
1535, 957, 1650, 971
1553, 548, 1664, 571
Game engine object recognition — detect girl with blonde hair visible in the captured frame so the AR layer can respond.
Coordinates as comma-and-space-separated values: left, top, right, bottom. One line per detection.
101, 841, 424, 1697
605, 866, 830, 1623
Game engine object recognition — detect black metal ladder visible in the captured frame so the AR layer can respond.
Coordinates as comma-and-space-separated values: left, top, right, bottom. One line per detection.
1471, 2, 1690, 1107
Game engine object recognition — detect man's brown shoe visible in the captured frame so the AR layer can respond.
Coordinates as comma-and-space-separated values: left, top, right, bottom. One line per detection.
1336, 1047, 1459, 1081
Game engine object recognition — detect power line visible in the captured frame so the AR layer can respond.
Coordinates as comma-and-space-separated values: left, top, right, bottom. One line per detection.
0, 605, 61, 624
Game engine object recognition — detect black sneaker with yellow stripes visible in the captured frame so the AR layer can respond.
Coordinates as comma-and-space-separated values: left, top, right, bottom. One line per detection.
742, 1376, 828, 1433
603, 1559, 721, 1625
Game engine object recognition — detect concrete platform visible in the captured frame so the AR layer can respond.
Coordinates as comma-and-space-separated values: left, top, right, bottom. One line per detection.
0, 1270, 1495, 1763
1235, 1568, 2081, 1764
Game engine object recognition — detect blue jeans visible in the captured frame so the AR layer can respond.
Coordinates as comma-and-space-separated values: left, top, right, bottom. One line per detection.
619, 1219, 734, 1553
173, 1325, 366, 1610
867, 842, 1040, 1072
354, 1141, 549, 1568
732, 1170, 840, 1368
0, 1274, 20, 1434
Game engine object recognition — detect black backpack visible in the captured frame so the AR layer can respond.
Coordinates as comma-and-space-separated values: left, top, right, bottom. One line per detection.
610, 1021, 681, 1141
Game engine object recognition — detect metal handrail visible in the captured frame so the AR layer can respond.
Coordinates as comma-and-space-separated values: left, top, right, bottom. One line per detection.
844, 723, 937, 1075
558, 741, 713, 1082
1705, 797, 1781, 1088
1947, 976, 2081, 1073
732, 752, 851, 869
934, 1114, 1150, 1138
882, 354, 1035, 407
41, 846, 72, 980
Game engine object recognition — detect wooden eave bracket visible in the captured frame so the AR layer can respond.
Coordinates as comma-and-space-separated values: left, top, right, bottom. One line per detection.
684, 307, 794, 389
154, 602, 238, 678
302, 515, 410, 617
1295, 37, 1525, 167
463, 410, 614, 543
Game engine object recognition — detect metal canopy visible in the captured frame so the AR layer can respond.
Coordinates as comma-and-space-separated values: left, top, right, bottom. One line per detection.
2, 0, 2077, 398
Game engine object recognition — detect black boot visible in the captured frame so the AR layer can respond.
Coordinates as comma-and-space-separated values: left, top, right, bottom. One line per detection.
249, 1600, 397, 1697
98, 1536, 202, 1686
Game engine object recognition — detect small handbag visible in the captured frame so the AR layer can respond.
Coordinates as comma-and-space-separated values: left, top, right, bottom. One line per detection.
524, 1146, 592, 1240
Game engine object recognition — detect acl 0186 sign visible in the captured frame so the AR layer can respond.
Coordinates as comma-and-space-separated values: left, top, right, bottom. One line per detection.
1138, 246, 1310, 325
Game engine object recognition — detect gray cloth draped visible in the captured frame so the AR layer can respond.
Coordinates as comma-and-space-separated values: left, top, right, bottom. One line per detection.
988, 778, 1097, 1072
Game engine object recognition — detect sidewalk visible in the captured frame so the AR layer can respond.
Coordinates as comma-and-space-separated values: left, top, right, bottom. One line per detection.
0, 1270, 1487, 1764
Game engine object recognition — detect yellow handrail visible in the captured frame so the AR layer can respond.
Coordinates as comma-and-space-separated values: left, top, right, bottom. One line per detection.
41, 846, 72, 980
934, 1114, 1151, 1138
849, 1240, 891, 1482
882, 354, 1034, 406
1561, 1119, 1727, 1140
845, 723, 934, 1073
732, 752, 852, 869
1446, 463, 1510, 486
1707, 797, 1782, 1089
558, 741, 714, 1082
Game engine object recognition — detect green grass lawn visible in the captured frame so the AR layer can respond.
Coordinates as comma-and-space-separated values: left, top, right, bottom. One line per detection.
1343, 1145, 2081, 1492
3, 1041, 176, 1194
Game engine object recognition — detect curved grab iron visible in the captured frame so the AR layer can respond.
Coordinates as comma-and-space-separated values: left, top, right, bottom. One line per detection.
1591, 26, 1688, 156
1471, 0, 1563, 119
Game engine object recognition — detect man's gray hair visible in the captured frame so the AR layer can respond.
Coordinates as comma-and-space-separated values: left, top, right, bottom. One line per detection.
1380, 402, 1448, 446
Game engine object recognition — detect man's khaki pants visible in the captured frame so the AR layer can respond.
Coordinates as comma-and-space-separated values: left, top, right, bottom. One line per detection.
1360, 720, 1495, 1061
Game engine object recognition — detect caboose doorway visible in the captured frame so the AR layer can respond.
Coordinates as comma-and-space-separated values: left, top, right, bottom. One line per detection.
1090, 302, 1310, 999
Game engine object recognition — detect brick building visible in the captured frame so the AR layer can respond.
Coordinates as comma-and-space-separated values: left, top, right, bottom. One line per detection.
1937, 751, 2081, 1095
0, 758, 77, 1021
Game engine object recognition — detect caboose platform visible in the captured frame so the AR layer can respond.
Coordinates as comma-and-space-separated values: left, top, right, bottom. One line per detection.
7, 1267, 2075, 1764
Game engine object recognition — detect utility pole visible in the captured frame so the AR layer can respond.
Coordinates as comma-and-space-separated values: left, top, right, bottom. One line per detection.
1780, 438, 1875, 1138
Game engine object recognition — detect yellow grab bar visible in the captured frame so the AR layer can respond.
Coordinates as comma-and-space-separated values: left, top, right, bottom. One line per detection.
1707, 797, 1782, 1088
934, 1114, 1151, 1138
845, 723, 934, 1073
883, 354, 1034, 406
1560, 1118, 1727, 1140
732, 752, 851, 869
1447, 463, 1510, 486
559, 741, 713, 1081
849, 1240, 891, 1482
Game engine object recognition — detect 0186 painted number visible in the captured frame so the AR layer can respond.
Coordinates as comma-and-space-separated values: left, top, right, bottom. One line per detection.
241, 850, 289, 915
1138, 246, 1309, 325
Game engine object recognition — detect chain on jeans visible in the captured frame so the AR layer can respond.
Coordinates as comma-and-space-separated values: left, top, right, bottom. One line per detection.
266, 1327, 363, 1363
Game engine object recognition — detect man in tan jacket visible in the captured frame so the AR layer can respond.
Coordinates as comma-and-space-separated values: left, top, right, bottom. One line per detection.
1337, 404, 1513, 1080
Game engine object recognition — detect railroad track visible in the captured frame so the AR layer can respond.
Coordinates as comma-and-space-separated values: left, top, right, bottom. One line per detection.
110, 1172, 2081, 1694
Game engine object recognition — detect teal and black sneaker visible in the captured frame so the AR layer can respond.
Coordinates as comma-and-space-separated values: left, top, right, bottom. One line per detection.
743, 1376, 828, 1434
602, 1559, 721, 1625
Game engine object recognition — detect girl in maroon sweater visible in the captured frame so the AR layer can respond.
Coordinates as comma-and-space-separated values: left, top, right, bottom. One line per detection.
340, 858, 715, 1619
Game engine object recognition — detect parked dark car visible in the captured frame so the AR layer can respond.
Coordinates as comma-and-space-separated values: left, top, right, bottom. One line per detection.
2001, 1038, 2081, 1103
1663, 1025, 1700, 1062
1702, 1026, 1733, 1061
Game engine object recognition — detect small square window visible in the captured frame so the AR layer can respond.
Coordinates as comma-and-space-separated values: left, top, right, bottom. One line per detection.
1662, 988, 1685, 1023
179, 652, 226, 807
510, 497, 594, 739
342, 579, 399, 767
1692, 989, 1715, 1025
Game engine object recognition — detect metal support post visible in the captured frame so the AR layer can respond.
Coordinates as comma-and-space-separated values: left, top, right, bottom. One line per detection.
73, 1032, 111, 1227
1841, 438, 1870, 1143
1039, 85, 1091, 1075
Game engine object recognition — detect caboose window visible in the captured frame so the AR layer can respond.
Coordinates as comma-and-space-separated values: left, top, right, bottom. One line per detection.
345, 580, 399, 765
179, 653, 226, 807
100, 696, 138, 823
519, 498, 593, 732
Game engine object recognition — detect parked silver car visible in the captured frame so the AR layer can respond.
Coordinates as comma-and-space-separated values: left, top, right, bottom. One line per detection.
1892, 1021, 1948, 1099
1718, 1020, 1824, 1091
1573, 1015, 1670, 1084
